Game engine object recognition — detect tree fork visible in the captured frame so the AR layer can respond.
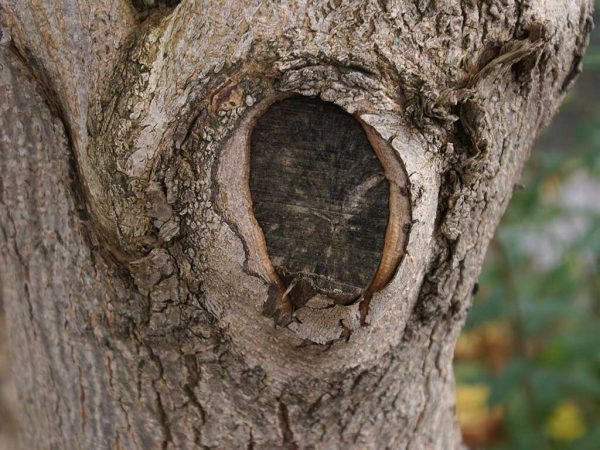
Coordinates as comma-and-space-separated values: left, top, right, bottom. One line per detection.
0, 1, 593, 449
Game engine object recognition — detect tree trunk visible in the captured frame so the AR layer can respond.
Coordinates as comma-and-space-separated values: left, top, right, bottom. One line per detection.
0, 1, 593, 448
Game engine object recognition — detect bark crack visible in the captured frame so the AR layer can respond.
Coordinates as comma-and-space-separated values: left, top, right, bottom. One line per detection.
278, 401, 299, 450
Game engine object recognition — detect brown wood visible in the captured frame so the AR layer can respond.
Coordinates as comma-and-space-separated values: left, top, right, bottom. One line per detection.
249, 96, 391, 307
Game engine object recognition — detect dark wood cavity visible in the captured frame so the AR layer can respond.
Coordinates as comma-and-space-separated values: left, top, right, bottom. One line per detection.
249, 96, 390, 306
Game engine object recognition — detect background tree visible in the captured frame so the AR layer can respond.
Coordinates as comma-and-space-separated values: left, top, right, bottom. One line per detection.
0, 1, 593, 448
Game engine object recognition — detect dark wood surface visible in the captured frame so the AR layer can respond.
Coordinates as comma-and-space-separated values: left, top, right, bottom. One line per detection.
249, 96, 389, 305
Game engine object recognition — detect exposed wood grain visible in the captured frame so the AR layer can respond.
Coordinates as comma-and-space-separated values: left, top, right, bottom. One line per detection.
250, 96, 390, 306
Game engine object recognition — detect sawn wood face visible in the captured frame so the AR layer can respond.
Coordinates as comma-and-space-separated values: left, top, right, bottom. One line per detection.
250, 96, 390, 305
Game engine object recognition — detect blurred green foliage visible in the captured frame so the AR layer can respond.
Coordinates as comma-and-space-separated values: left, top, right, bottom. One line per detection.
455, 13, 600, 449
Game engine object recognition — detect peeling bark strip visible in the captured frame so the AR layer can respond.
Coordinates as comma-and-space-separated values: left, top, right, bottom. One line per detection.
0, 0, 593, 449
249, 96, 403, 309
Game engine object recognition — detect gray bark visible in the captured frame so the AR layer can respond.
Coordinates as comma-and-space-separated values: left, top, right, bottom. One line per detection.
0, 1, 593, 449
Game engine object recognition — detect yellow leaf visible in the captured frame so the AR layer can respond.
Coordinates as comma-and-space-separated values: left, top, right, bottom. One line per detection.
456, 384, 504, 447
456, 384, 491, 427
546, 401, 586, 442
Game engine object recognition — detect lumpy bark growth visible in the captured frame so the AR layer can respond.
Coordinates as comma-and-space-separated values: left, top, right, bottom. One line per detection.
0, 0, 593, 448
249, 96, 389, 305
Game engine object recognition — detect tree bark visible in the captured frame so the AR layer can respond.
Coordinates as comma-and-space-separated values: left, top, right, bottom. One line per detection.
0, 1, 593, 449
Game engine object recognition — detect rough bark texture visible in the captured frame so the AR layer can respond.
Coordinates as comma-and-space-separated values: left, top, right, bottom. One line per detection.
0, 1, 593, 449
